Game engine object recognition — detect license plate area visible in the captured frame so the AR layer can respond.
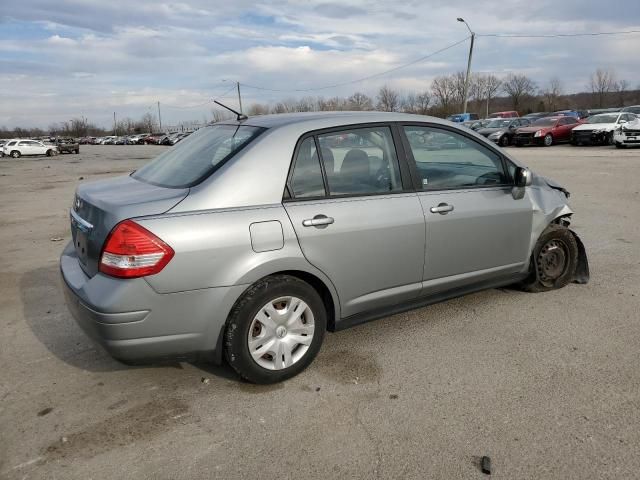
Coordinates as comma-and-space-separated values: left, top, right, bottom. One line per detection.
70, 211, 92, 266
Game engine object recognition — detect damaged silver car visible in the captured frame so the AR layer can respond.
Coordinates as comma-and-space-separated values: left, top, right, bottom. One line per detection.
61, 111, 589, 384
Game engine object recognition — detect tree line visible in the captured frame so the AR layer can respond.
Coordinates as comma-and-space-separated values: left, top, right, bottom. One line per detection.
239, 68, 636, 119
1, 68, 637, 139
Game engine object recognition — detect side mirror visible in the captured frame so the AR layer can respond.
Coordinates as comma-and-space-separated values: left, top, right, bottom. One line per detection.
509, 124, 516, 129
514, 167, 532, 187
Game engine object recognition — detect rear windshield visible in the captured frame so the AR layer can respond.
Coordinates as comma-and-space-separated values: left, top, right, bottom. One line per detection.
133, 124, 265, 188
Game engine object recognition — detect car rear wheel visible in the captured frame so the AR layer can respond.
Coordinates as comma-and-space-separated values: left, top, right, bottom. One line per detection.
500, 135, 510, 147
10, 150, 20, 158
225, 275, 326, 384
46, 149, 54, 156
519, 224, 578, 293
543, 134, 553, 147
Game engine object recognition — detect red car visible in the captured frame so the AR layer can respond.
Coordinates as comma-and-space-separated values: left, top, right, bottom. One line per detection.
513, 116, 581, 146
143, 133, 166, 145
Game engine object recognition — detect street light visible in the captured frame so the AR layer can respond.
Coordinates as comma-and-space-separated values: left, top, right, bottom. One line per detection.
457, 17, 475, 115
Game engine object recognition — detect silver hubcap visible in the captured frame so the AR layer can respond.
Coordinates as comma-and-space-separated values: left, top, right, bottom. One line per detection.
248, 296, 315, 371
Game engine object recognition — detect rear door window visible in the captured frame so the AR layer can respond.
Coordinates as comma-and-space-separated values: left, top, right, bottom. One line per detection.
133, 124, 265, 188
290, 137, 325, 198
316, 126, 402, 196
403, 126, 508, 189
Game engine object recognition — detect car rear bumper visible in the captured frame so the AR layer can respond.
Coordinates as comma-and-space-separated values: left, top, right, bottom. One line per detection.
60, 241, 248, 363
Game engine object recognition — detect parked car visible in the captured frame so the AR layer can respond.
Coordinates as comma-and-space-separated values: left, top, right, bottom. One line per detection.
488, 111, 519, 118
513, 116, 581, 146
571, 112, 636, 146
621, 105, 640, 115
613, 117, 640, 148
477, 118, 531, 146
2, 139, 58, 157
54, 137, 80, 154
61, 111, 589, 383
144, 133, 166, 145
552, 110, 588, 119
446, 113, 479, 123
522, 112, 550, 121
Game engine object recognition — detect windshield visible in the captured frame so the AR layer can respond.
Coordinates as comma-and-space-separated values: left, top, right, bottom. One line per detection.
532, 118, 557, 127
486, 119, 511, 128
133, 124, 265, 188
586, 114, 619, 124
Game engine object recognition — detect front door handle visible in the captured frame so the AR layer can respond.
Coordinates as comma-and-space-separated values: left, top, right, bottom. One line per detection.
302, 215, 334, 227
430, 203, 454, 215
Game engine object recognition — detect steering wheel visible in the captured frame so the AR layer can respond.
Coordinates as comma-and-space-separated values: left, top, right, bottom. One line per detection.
475, 172, 502, 185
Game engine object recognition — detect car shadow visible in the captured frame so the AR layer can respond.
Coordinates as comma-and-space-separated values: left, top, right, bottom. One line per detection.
20, 264, 244, 381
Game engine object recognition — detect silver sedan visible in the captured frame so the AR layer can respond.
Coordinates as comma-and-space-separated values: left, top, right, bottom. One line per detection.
61, 111, 589, 383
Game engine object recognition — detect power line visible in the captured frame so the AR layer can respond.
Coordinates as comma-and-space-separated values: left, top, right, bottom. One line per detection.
478, 29, 640, 38
240, 36, 471, 93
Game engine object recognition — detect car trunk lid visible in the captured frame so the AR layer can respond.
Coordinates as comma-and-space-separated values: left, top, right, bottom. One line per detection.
70, 175, 188, 277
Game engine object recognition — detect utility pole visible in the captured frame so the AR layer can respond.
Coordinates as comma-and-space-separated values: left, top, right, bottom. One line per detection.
457, 18, 475, 115
113, 112, 116, 135
236, 81, 243, 114
157, 101, 162, 132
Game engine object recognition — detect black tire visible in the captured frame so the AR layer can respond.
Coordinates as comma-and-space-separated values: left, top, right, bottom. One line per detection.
224, 275, 326, 384
500, 135, 510, 147
10, 150, 20, 158
46, 149, 53, 156
543, 134, 553, 147
75, 149, 80, 154
519, 224, 578, 293
615, 143, 626, 149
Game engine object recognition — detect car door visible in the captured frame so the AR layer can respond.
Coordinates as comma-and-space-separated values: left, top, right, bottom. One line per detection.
18, 141, 36, 155
34, 141, 48, 154
284, 125, 425, 318
400, 124, 533, 295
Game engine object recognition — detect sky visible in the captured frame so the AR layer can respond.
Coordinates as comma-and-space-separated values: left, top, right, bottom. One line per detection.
1, 0, 639, 129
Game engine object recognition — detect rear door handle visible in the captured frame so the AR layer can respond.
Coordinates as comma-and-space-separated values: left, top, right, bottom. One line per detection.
302, 215, 334, 227
430, 203, 454, 215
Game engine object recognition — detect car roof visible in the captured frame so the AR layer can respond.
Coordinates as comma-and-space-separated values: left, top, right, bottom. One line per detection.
220, 111, 452, 130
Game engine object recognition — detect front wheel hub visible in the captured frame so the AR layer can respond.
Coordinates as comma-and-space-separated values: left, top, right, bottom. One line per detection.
537, 239, 569, 286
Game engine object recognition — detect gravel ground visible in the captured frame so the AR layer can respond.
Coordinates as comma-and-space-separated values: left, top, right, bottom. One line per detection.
1, 143, 639, 479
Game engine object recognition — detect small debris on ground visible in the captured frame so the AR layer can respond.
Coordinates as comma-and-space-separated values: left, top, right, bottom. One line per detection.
201, 377, 210, 385
37, 407, 53, 417
61, 436, 68, 444
389, 394, 399, 399
315, 387, 321, 392
481, 455, 491, 475
78, 176, 84, 180
49, 237, 64, 242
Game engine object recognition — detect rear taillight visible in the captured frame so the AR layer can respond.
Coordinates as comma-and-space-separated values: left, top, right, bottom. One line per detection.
99, 220, 174, 278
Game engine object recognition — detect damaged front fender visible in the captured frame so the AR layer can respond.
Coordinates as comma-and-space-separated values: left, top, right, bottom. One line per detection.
527, 172, 589, 284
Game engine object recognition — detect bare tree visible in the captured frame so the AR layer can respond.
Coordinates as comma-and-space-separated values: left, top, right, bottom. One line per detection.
483, 75, 503, 117
347, 92, 373, 110
589, 68, 616, 108
140, 112, 157, 133
452, 71, 467, 108
376, 85, 400, 112
503, 73, 537, 112
543, 77, 563, 111
247, 103, 270, 116
614, 79, 629, 107
431, 75, 456, 115
415, 91, 431, 114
